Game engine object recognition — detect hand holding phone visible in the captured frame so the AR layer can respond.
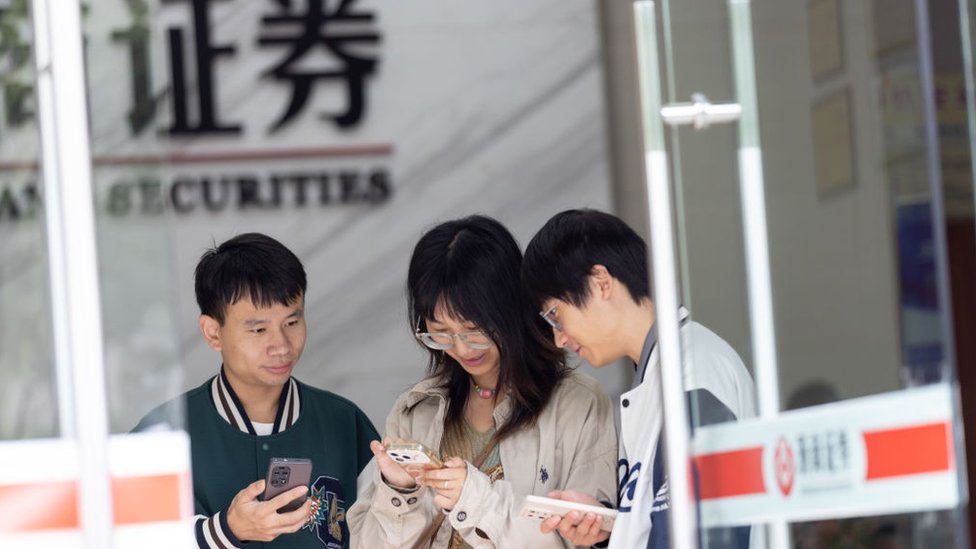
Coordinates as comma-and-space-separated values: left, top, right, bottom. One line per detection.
384, 441, 444, 469
261, 457, 313, 514
519, 495, 617, 532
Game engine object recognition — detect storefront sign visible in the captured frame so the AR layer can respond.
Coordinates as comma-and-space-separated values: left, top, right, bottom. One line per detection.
0, 0, 614, 441
0, 0, 393, 223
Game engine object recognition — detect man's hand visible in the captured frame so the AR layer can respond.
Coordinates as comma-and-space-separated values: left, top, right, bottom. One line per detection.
225, 479, 316, 542
418, 457, 468, 511
538, 490, 611, 546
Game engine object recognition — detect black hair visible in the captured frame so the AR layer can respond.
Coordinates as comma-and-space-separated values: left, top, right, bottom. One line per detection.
521, 208, 651, 311
407, 215, 568, 445
194, 233, 307, 324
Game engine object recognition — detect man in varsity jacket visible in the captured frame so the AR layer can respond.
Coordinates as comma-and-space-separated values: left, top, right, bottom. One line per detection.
134, 233, 379, 549
521, 209, 757, 549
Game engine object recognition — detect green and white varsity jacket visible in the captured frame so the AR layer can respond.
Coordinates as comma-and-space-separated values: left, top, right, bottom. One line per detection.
134, 369, 379, 549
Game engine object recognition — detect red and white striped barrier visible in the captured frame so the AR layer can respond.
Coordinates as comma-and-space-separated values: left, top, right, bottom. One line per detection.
0, 431, 193, 548
691, 383, 963, 526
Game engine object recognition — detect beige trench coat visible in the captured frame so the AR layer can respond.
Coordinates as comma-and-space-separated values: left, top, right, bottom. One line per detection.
348, 370, 618, 548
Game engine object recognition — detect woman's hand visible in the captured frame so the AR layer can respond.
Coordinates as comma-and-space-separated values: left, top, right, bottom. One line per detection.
418, 457, 468, 510
369, 439, 423, 490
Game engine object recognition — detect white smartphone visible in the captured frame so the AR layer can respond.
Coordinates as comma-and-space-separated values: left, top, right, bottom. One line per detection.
384, 441, 444, 468
518, 495, 617, 532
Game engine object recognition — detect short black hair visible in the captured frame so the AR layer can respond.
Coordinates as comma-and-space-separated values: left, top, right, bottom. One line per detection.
407, 215, 567, 443
521, 208, 651, 310
194, 233, 307, 324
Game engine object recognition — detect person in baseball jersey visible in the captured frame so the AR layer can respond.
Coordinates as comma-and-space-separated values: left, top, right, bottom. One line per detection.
521, 209, 757, 549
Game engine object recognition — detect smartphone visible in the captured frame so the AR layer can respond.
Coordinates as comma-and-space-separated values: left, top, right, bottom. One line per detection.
261, 457, 313, 513
518, 495, 617, 531
384, 441, 444, 469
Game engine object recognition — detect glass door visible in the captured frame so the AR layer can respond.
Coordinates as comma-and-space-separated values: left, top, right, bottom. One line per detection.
0, 1, 193, 547
633, 0, 972, 546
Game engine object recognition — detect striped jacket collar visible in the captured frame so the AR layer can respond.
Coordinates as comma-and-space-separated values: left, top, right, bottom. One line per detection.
634, 305, 691, 387
209, 367, 301, 435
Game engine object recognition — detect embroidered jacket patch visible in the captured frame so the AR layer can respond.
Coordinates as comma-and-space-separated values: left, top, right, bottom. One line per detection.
304, 476, 347, 548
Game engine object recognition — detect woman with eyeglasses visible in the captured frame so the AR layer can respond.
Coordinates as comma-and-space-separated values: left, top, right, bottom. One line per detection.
348, 215, 618, 549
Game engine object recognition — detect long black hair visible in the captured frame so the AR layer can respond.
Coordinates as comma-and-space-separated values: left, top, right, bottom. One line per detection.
407, 215, 568, 444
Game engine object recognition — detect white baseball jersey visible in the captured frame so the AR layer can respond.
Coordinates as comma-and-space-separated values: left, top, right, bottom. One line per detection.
610, 307, 758, 549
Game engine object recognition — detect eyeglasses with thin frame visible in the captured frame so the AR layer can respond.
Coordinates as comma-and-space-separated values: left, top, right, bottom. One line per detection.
414, 317, 493, 350
539, 304, 562, 332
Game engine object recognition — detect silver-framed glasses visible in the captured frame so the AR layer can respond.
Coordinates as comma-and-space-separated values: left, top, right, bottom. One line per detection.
414, 317, 493, 350
539, 304, 562, 332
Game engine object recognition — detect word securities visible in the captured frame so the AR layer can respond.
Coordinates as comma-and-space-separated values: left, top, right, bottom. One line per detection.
0, 167, 391, 221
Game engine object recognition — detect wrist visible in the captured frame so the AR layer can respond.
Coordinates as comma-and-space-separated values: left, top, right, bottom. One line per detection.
381, 473, 419, 492
223, 507, 248, 544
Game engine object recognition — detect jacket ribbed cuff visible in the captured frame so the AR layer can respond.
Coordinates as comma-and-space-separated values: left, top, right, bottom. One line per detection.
194, 511, 248, 548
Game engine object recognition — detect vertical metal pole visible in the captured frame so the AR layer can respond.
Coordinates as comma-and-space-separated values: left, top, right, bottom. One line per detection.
727, 0, 780, 427
913, 0, 956, 393
916, 1, 968, 546
727, 1, 788, 546
954, 0, 975, 545
960, 0, 976, 225
633, 3, 697, 549
32, 0, 114, 546
30, 0, 73, 440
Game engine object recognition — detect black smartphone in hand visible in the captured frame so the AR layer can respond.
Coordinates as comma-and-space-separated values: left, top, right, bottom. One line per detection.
261, 457, 313, 513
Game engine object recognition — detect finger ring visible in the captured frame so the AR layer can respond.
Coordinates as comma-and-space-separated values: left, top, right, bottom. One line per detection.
443, 480, 448, 489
